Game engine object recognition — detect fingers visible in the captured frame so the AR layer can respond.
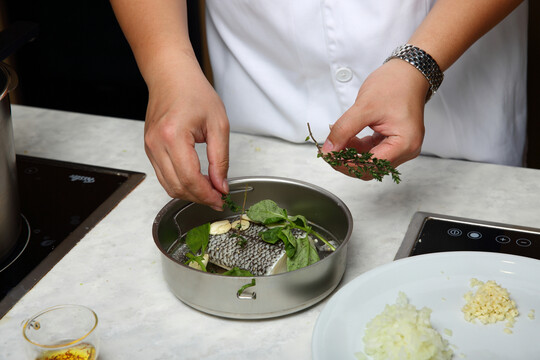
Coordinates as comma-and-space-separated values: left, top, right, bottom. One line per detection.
321, 60, 428, 180
206, 114, 230, 195
145, 124, 225, 210
321, 104, 367, 154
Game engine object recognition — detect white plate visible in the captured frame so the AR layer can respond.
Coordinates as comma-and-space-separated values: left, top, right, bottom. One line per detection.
312, 252, 540, 360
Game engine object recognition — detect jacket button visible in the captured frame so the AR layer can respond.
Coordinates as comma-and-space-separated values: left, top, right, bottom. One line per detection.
335, 67, 353, 82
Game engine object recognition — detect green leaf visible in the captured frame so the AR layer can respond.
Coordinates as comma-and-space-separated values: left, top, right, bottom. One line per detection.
285, 241, 297, 258
231, 233, 248, 248
247, 200, 288, 224
185, 223, 210, 254
286, 235, 320, 272
184, 253, 207, 272
288, 214, 308, 228
223, 267, 254, 277
259, 227, 285, 244
280, 228, 296, 250
221, 194, 242, 212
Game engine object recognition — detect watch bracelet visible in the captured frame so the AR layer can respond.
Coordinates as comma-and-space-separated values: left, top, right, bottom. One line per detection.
384, 44, 444, 102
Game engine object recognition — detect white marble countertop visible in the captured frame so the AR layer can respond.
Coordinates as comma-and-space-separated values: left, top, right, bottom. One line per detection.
1, 105, 540, 359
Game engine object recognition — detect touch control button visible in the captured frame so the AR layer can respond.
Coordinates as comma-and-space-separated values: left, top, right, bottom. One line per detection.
447, 228, 462, 237
495, 235, 511, 244
516, 238, 532, 247
467, 231, 482, 239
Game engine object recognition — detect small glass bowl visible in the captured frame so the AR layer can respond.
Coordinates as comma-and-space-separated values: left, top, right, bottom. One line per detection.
22, 304, 99, 360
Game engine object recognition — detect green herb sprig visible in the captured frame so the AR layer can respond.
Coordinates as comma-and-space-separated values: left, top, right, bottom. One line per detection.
306, 123, 401, 183
222, 194, 242, 212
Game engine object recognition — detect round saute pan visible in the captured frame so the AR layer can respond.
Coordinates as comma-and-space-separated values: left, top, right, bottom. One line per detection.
153, 176, 353, 319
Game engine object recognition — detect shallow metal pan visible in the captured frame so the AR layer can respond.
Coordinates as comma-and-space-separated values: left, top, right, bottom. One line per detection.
153, 176, 353, 319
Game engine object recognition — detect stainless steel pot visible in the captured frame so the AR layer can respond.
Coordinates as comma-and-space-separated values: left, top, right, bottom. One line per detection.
153, 177, 353, 319
0, 21, 39, 263
0, 62, 20, 262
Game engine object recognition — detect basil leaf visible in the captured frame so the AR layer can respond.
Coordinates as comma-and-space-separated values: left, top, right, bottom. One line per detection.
280, 228, 296, 250
247, 200, 287, 224
285, 242, 296, 258
223, 267, 254, 277
286, 235, 320, 271
259, 227, 284, 244
288, 214, 308, 229
281, 228, 297, 258
185, 223, 210, 254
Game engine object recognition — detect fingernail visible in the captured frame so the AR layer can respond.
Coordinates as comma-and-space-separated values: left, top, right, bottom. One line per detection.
321, 139, 334, 153
222, 179, 229, 193
212, 205, 223, 212
328, 123, 334, 130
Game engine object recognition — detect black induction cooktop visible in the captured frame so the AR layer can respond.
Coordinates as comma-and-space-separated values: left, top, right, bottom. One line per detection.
0, 155, 145, 318
396, 211, 540, 260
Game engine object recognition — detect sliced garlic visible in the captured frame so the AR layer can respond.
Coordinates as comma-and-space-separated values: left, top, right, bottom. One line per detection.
231, 219, 250, 231
209, 220, 232, 235
241, 214, 252, 222
187, 253, 209, 271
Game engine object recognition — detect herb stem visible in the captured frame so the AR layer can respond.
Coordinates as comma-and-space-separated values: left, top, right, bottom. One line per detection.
293, 223, 336, 251
237, 279, 256, 297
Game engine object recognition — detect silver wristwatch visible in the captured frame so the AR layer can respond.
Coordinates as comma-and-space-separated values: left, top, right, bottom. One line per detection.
384, 44, 444, 102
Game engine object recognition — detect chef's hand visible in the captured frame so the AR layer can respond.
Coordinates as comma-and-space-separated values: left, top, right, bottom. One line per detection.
322, 59, 429, 178
144, 54, 230, 210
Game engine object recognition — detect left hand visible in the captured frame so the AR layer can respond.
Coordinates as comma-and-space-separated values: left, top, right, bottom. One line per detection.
321, 59, 430, 178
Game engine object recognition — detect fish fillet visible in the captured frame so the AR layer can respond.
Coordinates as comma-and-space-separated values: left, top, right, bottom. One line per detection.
207, 223, 287, 276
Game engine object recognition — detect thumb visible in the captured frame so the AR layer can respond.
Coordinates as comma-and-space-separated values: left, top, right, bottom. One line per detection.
321, 106, 366, 153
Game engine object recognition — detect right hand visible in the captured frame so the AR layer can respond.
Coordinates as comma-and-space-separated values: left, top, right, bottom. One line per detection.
144, 54, 230, 210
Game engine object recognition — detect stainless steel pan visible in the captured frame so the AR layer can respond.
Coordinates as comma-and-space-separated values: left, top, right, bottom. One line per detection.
153, 176, 353, 319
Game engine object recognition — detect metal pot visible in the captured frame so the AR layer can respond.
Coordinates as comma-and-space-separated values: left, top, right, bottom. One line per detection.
0, 62, 20, 262
0, 22, 38, 263
153, 177, 353, 319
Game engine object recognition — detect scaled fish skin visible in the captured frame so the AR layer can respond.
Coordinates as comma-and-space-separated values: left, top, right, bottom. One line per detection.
207, 223, 287, 276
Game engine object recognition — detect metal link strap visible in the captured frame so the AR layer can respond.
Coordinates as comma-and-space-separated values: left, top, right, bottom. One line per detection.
384, 44, 444, 102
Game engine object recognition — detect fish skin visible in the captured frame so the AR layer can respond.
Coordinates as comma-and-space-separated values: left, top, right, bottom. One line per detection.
207, 223, 286, 276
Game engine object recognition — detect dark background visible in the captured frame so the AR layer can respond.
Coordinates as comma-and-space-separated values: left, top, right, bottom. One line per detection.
0, 0, 206, 121
0, 0, 538, 168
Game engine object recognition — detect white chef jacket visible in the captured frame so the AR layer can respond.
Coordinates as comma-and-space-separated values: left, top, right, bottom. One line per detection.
205, 1, 528, 167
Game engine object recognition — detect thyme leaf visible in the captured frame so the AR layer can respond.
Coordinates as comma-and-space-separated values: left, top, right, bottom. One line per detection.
221, 194, 242, 212
306, 123, 401, 183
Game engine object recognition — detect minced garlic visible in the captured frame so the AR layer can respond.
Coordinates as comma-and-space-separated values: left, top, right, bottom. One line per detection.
462, 278, 518, 332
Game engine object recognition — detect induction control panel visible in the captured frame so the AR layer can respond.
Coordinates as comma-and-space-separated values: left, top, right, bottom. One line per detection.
395, 212, 540, 260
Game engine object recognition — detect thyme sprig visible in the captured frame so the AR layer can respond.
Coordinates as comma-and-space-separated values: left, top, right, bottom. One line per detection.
222, 194, 242, 212
222, 189, 250, 248
306, 123, 401, 184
